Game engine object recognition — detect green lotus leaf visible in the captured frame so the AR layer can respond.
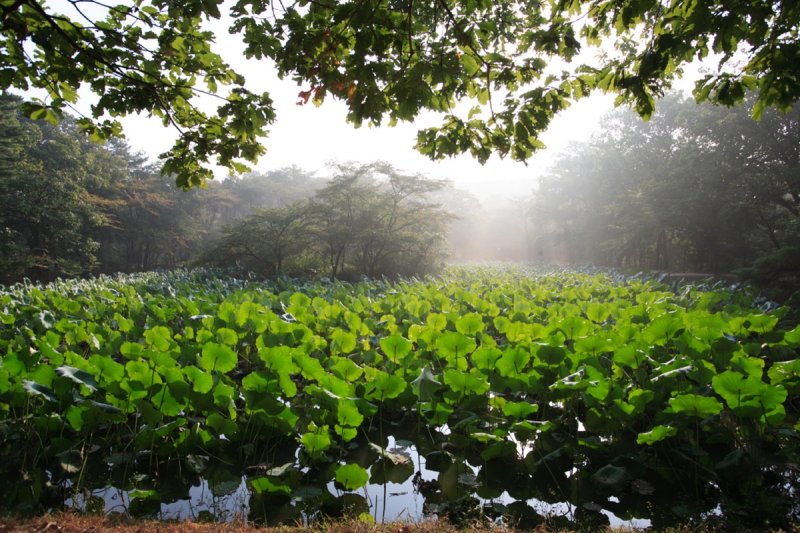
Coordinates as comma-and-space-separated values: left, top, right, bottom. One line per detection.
65, 404, 87, 431
712, 370, 763, 408
369, 370, 406, 400
380, 334, 413, 362
200, 342, 237, 373
88, 355, 124, 384
636, 424, 677, 445
83, 399, 123, 414
331, 329, 357, 355
184, 365, 214, 393
330, 356, 364, 381
318, 373, 353, 397
120, 341, 144, 359
301, 425, 331, 455
668, 393, 723, 417
456, 313, 484, 335
436, 331, 476, 360
128, 489, 159, 501
493, 316, 511, 333
730, 355, 765, 378
250, 476, 291, 495
37, 336, 63, 366
585, 302, 611, 323
535, 343, 567, 365
480, 441, 517, 461
574, 335, 612, 355
744, 313, 779, 333
471, 346, 502, 371
125, 360, 160, 387
152, 384, 186, 417
337, 398, 364, 427
215, 327, 238, 346
217, 302, 239, 326
642, 316, 684, 346
627, 388, 654, 410
144, 326, 172, 352
259, 346, 299, 375
113, 312, 133, 333
502, 401, 538, 419
496, 347, 531, 378
613, 344, 644, 369
426, 313, 447, 330
241, 371, 274, 392
335, 425, 358, 441
758, 384, 788, 412
557, 315, 593, 340
278, 373, 298, 398
207, 412, 238, 437
784, 324, 800, 345
443, 368, 490, 396
334, 463, 369, 491
212, 382, 236, 411
767, 359, 800, 386
294, 353, 325, 381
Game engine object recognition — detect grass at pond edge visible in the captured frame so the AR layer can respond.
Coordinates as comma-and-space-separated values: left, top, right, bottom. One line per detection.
0, 513, 796, 533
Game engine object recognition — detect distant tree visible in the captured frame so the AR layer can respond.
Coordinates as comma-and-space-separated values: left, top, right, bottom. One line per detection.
203, 203, 312, 277
202, 162, 450, 279
3, 1, 799, 186
102, 157, 257, 272
222, 167, 323, 218
309, 165, 379, 279
309, 163, 449, 278
349, 163, 450, 277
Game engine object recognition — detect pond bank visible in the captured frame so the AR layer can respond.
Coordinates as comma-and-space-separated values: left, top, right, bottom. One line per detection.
1, 512, 784, 533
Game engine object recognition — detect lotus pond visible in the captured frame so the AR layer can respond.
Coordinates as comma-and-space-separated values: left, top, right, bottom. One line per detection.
1, 267, 798, 530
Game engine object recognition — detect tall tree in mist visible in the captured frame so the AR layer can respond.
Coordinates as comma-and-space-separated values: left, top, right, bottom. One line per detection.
531, 94, 800, 284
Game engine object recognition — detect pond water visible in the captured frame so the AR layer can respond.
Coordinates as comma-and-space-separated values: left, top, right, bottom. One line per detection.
67, 436, 651, 529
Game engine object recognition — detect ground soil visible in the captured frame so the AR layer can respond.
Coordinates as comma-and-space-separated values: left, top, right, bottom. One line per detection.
0, 514, 520, 533
2, 513, 793, 532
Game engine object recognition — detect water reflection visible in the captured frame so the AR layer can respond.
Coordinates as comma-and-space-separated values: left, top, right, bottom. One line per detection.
65, 435, 651, 529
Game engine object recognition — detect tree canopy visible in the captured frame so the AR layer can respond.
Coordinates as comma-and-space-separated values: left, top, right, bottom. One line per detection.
2, 0, 798, 186
530, 94, 800, 292
203, 162, 450, 278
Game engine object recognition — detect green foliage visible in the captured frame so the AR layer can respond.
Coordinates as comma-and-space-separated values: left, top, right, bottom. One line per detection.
199, 342, 237, 374
0, 95, 106, 282
0, 266, 798, 528
0, 96, 241, 282
5, 1, 799, 184
334, 463, 369, 491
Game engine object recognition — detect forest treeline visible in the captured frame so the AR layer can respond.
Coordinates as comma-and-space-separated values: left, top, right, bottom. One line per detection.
532, 94, 800, 293
1, 93, 799, 293
0, 95, 472, 283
